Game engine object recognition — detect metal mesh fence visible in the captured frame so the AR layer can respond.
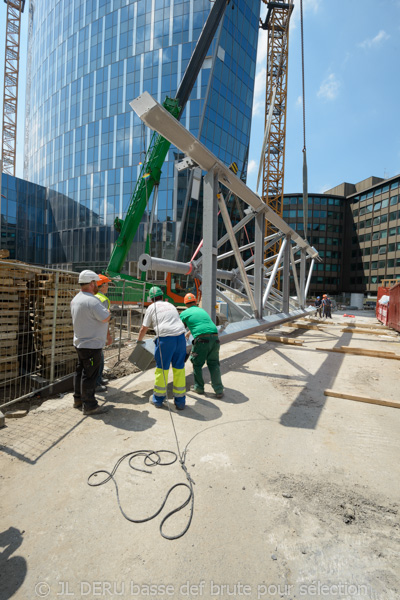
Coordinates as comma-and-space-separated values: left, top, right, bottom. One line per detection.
0, 260, 150, 409
0, 261, 80, 408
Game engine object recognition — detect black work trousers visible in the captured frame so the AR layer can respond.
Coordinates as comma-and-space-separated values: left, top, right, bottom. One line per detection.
73, 347, 102, 409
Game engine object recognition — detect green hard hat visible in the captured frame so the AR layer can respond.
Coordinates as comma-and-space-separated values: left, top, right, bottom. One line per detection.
149, 286, 163, 300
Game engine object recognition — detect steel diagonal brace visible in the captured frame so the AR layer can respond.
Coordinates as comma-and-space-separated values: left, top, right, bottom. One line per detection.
217, 191, 258, 314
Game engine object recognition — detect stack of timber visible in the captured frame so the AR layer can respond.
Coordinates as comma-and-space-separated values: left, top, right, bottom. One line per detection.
33, 272, 79, 379
0, 261, 39, 396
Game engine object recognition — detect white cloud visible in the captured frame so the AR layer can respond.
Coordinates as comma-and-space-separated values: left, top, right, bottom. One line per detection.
317, 73, 340, 101
359, 30, 390, 49
296, 95, 302, 107
256, 27, 268, 66
247, 159, 257, 175
251, 66, 266, 116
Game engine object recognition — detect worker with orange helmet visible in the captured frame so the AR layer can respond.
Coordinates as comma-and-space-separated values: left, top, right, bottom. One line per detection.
95, 274, 113, 390
322, 294, 333, 319
180, 293, 224, 399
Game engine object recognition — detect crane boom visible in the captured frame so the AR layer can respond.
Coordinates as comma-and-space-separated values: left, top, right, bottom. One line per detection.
260, 0, 293, 286
1, 0, 25, 175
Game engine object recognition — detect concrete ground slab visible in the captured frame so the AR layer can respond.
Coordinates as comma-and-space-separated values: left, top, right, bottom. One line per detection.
1, 311, 399, 600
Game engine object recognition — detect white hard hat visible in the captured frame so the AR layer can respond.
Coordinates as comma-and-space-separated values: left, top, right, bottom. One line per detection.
78, 269, 101, 283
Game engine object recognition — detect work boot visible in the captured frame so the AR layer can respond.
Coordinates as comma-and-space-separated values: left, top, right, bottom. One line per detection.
73, 401, 82, 409
96, 385, 107, 392
190, 386, 205, 395
215, 391, 224, 399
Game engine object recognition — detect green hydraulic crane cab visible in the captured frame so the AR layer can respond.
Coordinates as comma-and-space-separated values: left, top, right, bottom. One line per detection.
105, 0, 231, 306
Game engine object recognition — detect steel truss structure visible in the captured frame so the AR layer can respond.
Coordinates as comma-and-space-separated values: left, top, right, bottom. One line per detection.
1, 0, 25, 176
128, 92, 319, 367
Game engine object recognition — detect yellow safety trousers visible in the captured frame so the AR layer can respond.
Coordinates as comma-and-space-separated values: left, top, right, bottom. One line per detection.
154, 367, 186, 399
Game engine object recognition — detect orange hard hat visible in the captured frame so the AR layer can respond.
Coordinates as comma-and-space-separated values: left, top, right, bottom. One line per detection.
323, 294, 327, 297
184, 293, 196, 305
97, 274, 111, 285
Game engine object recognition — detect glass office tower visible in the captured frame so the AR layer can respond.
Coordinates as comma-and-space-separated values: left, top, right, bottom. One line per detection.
24, 0, 259, 270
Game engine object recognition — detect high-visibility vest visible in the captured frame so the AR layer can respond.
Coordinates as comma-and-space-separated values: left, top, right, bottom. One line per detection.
96, 292, 110, 309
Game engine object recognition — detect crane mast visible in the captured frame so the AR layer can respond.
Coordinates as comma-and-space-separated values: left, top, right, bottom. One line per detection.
1, 0, 25, 176
260, 1, 293, 286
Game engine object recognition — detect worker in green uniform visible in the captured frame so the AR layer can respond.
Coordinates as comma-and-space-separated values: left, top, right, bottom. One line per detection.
180, 293, 224, 399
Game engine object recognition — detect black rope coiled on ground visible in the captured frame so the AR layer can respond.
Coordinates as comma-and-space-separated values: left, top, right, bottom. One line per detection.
87, 450, 194, 540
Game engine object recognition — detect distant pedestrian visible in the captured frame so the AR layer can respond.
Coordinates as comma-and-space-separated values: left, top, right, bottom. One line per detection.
322, 294, 332, 319
70, 270, 111, 415
314, 296, 322, 318
180, 293, 224, 399
137, 286, 186, 410
95, 274, 113, 392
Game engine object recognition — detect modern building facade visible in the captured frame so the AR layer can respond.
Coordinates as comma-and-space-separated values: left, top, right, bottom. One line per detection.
1, 172, 97, 266
3, 168, 399, 299
283, 173, 400, 297
24, 0, 259, 271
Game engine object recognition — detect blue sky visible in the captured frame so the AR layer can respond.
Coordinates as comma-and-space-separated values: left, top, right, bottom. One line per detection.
248, 0, 400, 194
1, 0, 400, 195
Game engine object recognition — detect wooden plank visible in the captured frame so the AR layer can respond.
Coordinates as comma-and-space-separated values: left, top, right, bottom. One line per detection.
339, 346, 396, 357
0, 340, 18, 350
39, 346, 75, 357
264, 335, 303, 346
0, 297, 20, 304
0, 361, 19, 372
0, 323, 18, 331
292, 323, 323, 331
0, 370, 19, 381
324, 389, 400, 409
316, 347, 400, 360
0, 354, 18, 365
35, 332, 73, 343
341, 327, 397, 336
345, 322, 390, 330
0, 332, 17, 340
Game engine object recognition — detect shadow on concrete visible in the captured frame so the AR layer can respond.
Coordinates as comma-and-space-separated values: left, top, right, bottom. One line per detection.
93, 407, 157, 432
279, 332, 348, 430
178, 396, 223, 421
0, 390, 156, 465
0, 527, 27, 600
101, 388, 150, 406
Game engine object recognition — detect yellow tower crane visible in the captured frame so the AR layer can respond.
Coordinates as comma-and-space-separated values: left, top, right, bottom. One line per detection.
258, 0, 294, 288
1, 0, 25, 176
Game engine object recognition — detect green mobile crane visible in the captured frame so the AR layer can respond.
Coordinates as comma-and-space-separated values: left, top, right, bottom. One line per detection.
106, 0, 231, 305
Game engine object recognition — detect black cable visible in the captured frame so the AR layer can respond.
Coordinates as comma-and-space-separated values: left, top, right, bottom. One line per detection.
88, 449, 194, 540
88, 298, 195, 540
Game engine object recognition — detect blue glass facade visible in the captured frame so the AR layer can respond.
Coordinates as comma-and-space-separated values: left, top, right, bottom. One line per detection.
1, 173, 47, 264
25, 0, 259, 270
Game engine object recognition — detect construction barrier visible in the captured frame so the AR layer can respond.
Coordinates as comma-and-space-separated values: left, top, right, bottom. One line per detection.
376, 282, 400, 333
388, 282, 400, 333
0, 261, 80, 408
0, 260, 147, 409
376, 286, 390, 325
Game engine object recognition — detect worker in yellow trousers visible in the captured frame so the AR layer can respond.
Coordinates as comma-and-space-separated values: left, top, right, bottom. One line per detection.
137, 287, 186, 410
